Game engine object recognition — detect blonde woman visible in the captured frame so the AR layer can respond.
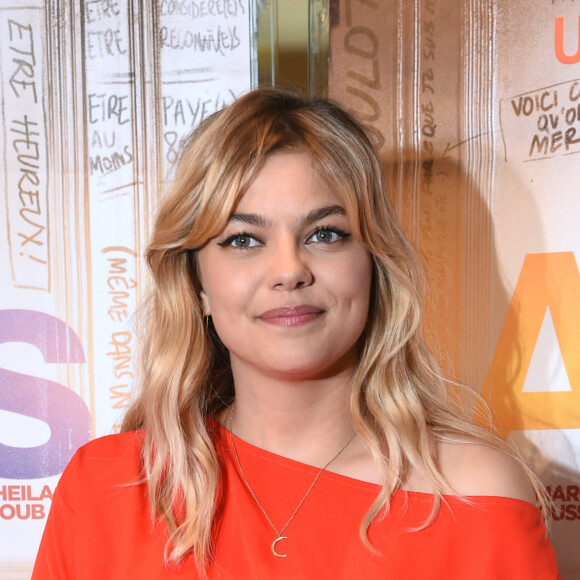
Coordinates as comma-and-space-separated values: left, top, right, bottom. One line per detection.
33, 87, 559, 579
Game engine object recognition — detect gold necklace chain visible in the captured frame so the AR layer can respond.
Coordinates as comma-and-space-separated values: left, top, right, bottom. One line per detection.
227, 404, 356, 558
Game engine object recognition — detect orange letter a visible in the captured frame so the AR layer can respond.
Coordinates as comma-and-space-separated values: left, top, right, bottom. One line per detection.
480, 252, 580, 437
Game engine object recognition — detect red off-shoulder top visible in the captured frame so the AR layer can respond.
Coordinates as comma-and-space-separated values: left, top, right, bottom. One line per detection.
32, 424, 560, 579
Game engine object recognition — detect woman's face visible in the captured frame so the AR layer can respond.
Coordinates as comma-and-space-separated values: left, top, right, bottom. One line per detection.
197, 151, 373, 382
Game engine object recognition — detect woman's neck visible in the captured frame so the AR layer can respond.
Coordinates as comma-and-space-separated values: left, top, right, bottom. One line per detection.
222, 368, 356, 468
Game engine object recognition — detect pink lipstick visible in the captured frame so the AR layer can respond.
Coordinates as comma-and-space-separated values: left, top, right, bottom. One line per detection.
259, 305, 324, 327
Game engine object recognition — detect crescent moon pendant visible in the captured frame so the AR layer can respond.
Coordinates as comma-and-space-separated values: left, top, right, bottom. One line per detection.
271, 536, 288, 558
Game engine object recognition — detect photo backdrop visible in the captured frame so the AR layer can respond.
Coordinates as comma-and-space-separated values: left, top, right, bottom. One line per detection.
329, 1, 580, 577
0, 0, 253, 576
2, 0, 579, 577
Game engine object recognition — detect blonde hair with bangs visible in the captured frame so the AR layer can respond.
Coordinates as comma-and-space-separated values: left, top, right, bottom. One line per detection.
122, 87, 547, 570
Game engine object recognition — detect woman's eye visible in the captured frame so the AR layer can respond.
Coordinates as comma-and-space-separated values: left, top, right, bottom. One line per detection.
307, 227, 350, 244
218, 234, 261, 248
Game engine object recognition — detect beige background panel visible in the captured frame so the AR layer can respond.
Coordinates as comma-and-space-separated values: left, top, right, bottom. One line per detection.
329, 0, 494, 389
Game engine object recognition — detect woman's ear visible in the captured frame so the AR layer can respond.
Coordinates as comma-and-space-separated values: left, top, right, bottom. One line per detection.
200, 290, 211, 317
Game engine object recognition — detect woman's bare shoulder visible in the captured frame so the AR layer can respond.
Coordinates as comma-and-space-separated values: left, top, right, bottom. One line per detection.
436, 437, 537, 504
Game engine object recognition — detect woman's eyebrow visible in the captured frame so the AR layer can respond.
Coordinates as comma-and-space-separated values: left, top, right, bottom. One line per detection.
228, 213, 271, 227
300, 205, 346, 226
227, 205, 346, 229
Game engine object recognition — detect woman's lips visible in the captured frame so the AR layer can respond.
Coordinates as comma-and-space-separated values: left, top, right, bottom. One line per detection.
258, 305, 324, 327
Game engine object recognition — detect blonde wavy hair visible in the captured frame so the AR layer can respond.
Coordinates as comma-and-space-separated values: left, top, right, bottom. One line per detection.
122, 87, 547, 570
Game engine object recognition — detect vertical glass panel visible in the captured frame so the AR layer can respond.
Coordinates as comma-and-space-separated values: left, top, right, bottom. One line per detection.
277, 0, 308, 89
255, 0, 324, 93
308, 0, 329, 96
254, 0, 278, 86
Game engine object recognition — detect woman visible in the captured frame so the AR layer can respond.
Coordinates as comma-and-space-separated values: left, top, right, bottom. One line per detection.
33, 87, 559, 579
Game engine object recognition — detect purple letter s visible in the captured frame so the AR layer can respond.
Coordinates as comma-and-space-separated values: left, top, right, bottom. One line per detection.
0, 310, 91, 479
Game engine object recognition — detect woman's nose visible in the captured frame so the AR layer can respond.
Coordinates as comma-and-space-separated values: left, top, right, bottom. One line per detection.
267, 240, 314, 291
